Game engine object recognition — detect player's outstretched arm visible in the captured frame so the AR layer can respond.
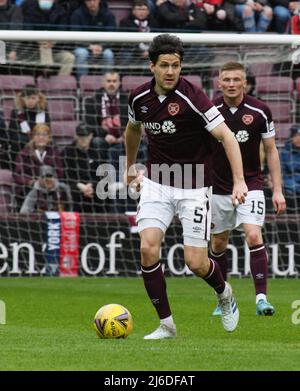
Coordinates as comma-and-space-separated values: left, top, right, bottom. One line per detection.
263, 137, 286, 214
211, 122, 248, 205
124, 120, 143, 186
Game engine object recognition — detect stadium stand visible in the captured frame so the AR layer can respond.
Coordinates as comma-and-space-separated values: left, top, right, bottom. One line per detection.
256, 76, 295, 124
108, 0, 132, 26
47, 98, 79, 122
184, 74, 202, 89
1, 97, 15, 125
79, 75, 105, 97
0, 169, 14, 214
0, 75, 35, 95
276, 122, 293, 147
121, 75, 152, 92
37, 75, 78, 96
51, 120, 79, 148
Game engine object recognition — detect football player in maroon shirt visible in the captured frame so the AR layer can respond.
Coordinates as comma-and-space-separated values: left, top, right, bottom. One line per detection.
210, 62, 286, 316
125, 34, 248, 339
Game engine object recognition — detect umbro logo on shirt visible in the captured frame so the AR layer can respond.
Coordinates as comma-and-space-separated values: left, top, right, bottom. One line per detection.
141, 106, 148, 113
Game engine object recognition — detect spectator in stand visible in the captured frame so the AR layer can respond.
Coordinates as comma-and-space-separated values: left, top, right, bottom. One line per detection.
0, 0, 23, 62
119, 0, 159, 64
62, 123, 108, 213
84, 71, 147, 211
191, 0, 243, 31
22, 0, 75, 75
20, 164, 73, 213
0, 112, 10, 170
228, 0, 273, 32
8, 84, 51, 163
56, 0, 81, 20
13, 123, 63, 209
147, 0, 165, 12
156, 0, 209, 31
270, 0, 299, 33
280, 125, 300, 213
70, 0, 116, 80
84, 70, 127, 165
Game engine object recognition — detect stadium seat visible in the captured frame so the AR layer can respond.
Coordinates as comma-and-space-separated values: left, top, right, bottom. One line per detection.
37, 75, 77, 97
79, 75, 104, 97
247, 63, 273, 77
211, 76, 222, 100
121, 75, 152, 93
275, 122, 293, 147
51, 121, 78, 147
0, 169, 14, 214
0, 97, 15, 124
256, 77, 295, 123
47, 98, 78, 121
256, 76, 294, 97
0, 75, 35, 95
108, 0, 132, 26
266, 101, 294, 123
184, 75, 202, 89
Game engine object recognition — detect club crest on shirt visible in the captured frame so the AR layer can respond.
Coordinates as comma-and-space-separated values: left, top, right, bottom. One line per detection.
242, 114, 254, 125
168, 102, 180, 116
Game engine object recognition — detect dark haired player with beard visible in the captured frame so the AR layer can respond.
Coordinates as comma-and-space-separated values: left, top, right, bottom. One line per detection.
210, 62, 286, 317
124, 34, 248, 339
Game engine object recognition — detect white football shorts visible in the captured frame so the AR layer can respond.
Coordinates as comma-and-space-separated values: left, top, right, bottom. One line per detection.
136, 177, 212, 247
211, 190, 265, 234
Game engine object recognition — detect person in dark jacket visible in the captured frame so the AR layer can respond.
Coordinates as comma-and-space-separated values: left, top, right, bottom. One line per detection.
13, 123, 64, 208
156, 0, 209, 31
8, 84, 51, 163
119, 0, 159, 64
280, 125, 300, 213
20, 164, 73, 213
70, 0, 116, 80
0, 112, 10, 169
84, 70, 127, 157
22, 0, 74, 74
0, 0, 23, 61
62, 122, 109, 213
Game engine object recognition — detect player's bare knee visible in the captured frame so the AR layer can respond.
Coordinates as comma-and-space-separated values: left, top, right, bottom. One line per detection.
245, 231, 261, 247
211, 235, 228, 253
140, 243, 160, 265
185, 257, 209, 277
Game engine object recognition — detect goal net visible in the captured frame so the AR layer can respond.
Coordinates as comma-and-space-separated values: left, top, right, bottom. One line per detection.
0, 31, 299, 277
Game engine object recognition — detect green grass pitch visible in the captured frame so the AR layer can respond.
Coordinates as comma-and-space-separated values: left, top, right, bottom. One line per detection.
0, 277, 299, 371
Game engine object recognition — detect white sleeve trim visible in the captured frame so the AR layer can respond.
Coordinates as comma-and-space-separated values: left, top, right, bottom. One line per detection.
262, 130, 276, 139
205, 114, 225, 132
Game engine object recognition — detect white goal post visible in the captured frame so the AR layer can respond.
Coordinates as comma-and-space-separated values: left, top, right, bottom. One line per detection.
1, 31, 300, 44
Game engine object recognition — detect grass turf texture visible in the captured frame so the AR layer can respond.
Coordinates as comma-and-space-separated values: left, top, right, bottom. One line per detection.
0, 277, 299, 371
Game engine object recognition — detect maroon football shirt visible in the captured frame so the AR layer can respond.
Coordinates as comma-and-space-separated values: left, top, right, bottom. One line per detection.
128, 77, 224, 188
211, 94, 275, 194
